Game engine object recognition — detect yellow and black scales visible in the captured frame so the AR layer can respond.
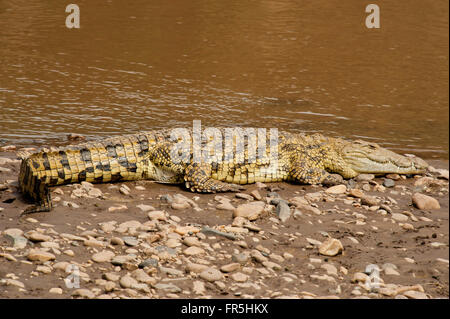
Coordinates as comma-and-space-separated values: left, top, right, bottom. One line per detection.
18, 129, 428, 214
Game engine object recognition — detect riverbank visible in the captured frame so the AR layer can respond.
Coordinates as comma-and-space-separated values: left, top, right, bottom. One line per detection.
0, 150, 448, 299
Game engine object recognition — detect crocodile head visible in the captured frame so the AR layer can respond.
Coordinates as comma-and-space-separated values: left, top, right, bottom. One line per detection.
340, 140, 428, 176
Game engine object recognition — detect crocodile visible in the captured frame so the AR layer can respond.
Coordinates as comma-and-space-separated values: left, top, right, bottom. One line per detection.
18, 128, 428, 214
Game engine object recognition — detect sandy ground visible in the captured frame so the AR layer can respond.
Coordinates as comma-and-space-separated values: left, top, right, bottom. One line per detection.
0, 150, 448, 299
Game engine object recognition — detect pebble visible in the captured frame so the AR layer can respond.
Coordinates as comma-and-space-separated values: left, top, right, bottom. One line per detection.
233, 202, 265, 221
250, 190, 262, 200
321, 264, 338, 276
199, 268, 223, 282
8, 235, 28, 249
36, 265, 52, 274
3, 279, 25, 288
49, 288, 63, 295
318, 238, 343, 256
72, 289, 95, 299
136, 204, 155, 212
232, 253, 250, 264
306, 238, 322, 246
412, 193, 440, 210
88, 188, 102, 198
231, 272, 248, 282
430, 242, 446, 248
383, 179, 395, 188
392, 213, 409, 222
92, 250, 115, 263
276, 201, 291, 222
84, 239, 105, 248
401, 223, 415, 231
122, 236, 139, 246
119, 275, 138, 288
183, 246, 205, 256
139, 258, 159, 268
352, 272, 369, 283
192, 281, 206, 295
361, 196, 379, 207
348, 189, 364, 198
262, 261, 282, 271
160, 266, 184, 277
108, 205, 127, 212
27, 249, 56, 262
435, 168, 449, 180
148, 210, 167, 221
235, 193, 254, 201
183, 237, 201, 247
103, 273, 120, 282
0, 253, 17, 262
283, 252, 294, 259
220, 263, 240, 273
186, 263, 209, 274
25, 231, 52, 242
132, 269, 156, 284
119, 186, 130, 195
325, 184, 347, 194
384, 267, 400, 276
154, 283, 182, 293
111, 255, 134, 266
355, 174, 375, 181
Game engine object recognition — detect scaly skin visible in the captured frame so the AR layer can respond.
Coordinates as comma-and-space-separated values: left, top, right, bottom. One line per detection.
18, 129, 428, 214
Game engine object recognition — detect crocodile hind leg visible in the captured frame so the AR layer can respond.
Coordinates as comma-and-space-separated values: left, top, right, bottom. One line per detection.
184, 162, 244, 193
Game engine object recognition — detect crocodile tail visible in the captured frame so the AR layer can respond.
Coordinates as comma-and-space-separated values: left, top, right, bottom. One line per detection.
18, 157, 52, 213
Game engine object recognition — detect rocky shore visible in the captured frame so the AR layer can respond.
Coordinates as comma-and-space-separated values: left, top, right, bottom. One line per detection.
0, 150, 448, 299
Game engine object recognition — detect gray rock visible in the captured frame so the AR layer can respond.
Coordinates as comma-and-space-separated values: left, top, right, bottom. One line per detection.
160, 194, 173, 204
139, 258, 159, 268
383, 179, 395, 188
111, 255, 134, 266
155, 245, 177, 256
232, 253, 250, 264
5, 234, 28, 249
276, 201, 291, 223
122, 236, 139, 247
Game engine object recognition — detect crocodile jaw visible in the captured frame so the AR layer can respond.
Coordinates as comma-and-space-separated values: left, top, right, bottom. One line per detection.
341, 140, 428, 175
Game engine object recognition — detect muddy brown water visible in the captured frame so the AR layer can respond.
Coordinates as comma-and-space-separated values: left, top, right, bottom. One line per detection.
0, 0, 448, 159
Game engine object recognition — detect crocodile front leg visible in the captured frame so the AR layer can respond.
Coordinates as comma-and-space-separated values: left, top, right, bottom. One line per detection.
288, 158, 342, 185
184, 162, 244, 193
